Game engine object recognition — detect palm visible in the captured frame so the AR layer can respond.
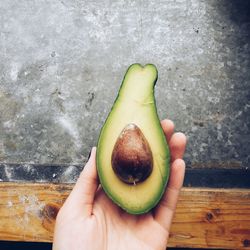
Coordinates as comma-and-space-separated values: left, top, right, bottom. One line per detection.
92, 190, 168, 250
53, 120, 186, 250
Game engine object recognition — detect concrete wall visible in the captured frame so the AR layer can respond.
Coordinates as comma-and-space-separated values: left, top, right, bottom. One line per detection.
0, 0, 249, 171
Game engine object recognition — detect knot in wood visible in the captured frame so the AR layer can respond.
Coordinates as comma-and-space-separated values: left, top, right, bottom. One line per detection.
206, 212, 213, 221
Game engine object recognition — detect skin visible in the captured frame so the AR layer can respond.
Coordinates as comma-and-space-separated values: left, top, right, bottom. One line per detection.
53, 119, 187, 250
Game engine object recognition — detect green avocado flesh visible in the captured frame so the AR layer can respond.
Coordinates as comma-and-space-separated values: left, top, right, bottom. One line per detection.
96, 63, 170, 214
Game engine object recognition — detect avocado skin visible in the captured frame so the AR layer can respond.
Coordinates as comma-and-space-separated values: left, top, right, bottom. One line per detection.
96, 63, 170, 214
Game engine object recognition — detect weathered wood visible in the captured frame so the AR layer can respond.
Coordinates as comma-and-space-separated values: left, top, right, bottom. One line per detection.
0, 183, 249, 249
169, 188, 250, 249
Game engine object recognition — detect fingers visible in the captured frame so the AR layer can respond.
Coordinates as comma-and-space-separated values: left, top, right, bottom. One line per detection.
154, 159, 186, 231
169, 132, 187, 162
161, 119, 175, 143
62, 147, 99, 218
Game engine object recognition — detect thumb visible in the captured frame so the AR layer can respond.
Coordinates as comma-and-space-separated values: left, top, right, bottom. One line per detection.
62, 147, 99, 218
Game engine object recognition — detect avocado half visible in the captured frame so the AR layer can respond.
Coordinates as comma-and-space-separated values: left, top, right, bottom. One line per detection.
96, 64, 170, 214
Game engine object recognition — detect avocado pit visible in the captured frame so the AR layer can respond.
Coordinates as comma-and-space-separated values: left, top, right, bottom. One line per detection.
111, 124, 153, 185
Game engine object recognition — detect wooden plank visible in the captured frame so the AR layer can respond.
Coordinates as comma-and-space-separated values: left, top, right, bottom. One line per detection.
0, 183, 249, 249
169, 188, 250, 249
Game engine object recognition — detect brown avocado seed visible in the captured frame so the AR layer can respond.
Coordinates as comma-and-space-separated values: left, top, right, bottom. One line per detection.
111, 124, 153, 185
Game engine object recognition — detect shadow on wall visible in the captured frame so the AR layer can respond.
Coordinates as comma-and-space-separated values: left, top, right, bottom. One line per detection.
186, 0, 250, 169
203, 0, 250, 169
226, 0, 250, 25
224, 0, 250, 166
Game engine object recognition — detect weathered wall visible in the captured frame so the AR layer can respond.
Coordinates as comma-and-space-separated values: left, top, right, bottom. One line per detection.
1, 0, 249, 174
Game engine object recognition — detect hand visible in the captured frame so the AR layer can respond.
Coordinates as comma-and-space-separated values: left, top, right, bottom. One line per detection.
53, 119, 187, 250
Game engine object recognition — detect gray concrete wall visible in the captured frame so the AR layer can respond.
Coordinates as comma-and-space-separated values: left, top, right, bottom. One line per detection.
0, 0, 249, 172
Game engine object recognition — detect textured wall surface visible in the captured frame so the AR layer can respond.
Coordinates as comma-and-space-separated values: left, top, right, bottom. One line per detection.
0, 0, 249, 177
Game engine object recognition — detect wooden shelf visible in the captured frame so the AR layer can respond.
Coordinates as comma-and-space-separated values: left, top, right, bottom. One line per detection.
0, 183, 249, 249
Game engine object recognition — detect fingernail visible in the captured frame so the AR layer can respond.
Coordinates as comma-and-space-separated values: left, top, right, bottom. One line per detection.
87, 148, 92, 161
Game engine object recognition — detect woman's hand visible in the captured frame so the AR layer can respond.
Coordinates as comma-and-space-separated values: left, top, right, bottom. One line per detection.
53, 119, 187, 250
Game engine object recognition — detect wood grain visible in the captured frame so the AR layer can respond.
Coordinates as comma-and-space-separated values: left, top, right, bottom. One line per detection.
0, 183, 249, 249
169, 188, 250, 249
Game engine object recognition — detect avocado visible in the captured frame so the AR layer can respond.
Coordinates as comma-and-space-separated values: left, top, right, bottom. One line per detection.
96, 63, 170, 214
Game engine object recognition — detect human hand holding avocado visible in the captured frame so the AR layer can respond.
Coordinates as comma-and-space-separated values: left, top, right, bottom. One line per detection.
53, 119, 186, 250
53, 64, 186, 249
